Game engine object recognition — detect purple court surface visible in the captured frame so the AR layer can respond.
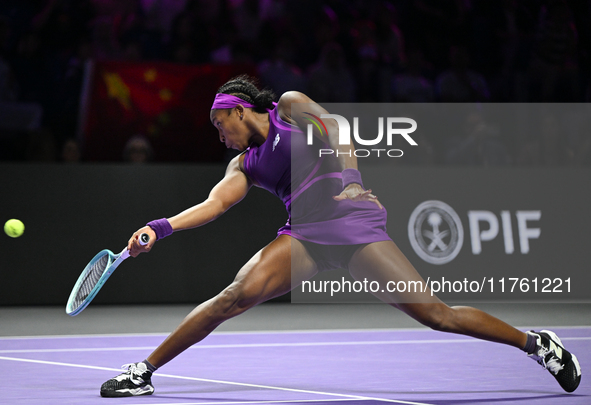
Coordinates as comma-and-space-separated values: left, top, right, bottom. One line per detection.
0, 326, 589, 405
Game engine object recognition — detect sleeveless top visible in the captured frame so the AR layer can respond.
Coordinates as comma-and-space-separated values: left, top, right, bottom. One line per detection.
242, 106, 390, 245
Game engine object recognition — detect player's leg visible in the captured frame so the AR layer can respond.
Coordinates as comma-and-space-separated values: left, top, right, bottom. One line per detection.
347, 240, 581, 392
147, 234, 316, 367
349, 241, 525, 346
100, 235, 317, 397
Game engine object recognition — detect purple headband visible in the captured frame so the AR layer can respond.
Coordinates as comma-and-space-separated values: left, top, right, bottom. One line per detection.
211, 93, 256, 110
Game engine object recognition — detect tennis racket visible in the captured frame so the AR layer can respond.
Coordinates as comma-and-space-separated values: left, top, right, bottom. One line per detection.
66, 233, 150, 316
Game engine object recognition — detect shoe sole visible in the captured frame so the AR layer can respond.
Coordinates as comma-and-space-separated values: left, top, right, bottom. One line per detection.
541, 330, 582, 376
100, 385, 154, 397
540, 329, 582, 392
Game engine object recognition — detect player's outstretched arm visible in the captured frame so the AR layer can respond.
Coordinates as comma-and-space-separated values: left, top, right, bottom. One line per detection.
128, 155, 251, 256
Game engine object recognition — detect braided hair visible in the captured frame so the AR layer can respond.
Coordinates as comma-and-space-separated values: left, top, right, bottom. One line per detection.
216, 75, 275, 114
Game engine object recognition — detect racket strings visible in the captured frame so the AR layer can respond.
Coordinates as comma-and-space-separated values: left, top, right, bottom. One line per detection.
73, 254, 110, 309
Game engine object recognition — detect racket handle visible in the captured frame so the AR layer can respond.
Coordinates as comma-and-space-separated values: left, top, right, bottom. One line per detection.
139, 233, 150, 246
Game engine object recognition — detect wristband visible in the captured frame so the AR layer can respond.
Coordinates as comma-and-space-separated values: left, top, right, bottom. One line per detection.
342, 168, 364, 190
146, 218, 173, 240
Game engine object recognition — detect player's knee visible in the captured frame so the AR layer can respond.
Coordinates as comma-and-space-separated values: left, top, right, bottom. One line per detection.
216, 281, 259, 314
417, 304, 455, 332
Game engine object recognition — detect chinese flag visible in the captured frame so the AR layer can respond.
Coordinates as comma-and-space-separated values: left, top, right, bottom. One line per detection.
83, 61, 256, 162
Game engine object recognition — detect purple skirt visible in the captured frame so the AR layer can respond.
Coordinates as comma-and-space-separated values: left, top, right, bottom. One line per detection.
278, 183, 392, 245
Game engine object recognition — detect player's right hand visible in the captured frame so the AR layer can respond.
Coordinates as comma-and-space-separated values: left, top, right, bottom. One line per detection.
128, 226, 156, 257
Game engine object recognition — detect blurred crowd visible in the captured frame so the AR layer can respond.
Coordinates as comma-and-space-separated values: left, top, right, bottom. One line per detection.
0, 0, 590, 165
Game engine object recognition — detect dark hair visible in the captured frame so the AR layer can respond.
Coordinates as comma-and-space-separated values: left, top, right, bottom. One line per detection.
216, 75, 275, 114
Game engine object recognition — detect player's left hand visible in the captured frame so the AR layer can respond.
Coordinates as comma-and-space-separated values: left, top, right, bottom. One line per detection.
333, 183, 383, 209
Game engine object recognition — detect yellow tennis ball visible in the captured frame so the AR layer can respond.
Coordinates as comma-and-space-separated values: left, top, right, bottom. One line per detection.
4, 219, 25, 238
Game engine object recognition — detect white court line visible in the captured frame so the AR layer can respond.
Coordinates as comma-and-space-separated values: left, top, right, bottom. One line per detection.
135, 400, 361, 405
134, 400, 362, 405
0, 328, 428, 341
0, 356, 434, 405
0, 339, 476, 354
1, 336, 590, 354
2, 325, 590, 340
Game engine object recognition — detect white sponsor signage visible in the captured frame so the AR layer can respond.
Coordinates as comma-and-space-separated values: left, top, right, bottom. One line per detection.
408, 200, 541, 265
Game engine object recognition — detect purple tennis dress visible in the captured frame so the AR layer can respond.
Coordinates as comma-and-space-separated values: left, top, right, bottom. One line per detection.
243, 106, 391, 247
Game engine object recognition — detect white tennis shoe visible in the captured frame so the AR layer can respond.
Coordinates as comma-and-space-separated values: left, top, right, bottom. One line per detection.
527, 330, 581, 393
100, 362, 155, 397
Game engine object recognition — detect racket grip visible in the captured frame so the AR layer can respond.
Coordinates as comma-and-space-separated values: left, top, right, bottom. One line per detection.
139, 233, 150, 246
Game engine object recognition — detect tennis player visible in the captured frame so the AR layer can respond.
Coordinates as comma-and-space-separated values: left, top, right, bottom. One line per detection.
100, 76, 581, 397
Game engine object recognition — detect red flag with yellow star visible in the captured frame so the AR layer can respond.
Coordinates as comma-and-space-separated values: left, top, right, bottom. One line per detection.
83, 61, 256, 162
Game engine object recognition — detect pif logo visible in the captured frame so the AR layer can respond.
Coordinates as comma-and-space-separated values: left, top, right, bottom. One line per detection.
408, 200, 542, 265
304, 113, 418, 158
408, 201, 464, 265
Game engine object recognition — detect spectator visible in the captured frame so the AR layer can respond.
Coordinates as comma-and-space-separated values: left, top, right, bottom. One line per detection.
1, 0, 590, 164
32, 0, 94, 56
140, 0, 188, 40
373, 1, 407, 101
307, 42, 356, 103
258, 37, 307, 96
350, 20, 380, 101
89, 16, 122, 60
170, 15, 197, 63
436, 45, 491, 102
11, 32, 47, 104
0, 16, 17, 101
119, 8, 164, 61
528, 0, 580, 101
230, 0, 263, 44
123, 134, 154, 163
405, 0, 471, 72
0, 18, 43, 136
391, 49, 435, 102
468, 0, 537, 101
61, 138, 82, 163
375, 1, 406, 71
